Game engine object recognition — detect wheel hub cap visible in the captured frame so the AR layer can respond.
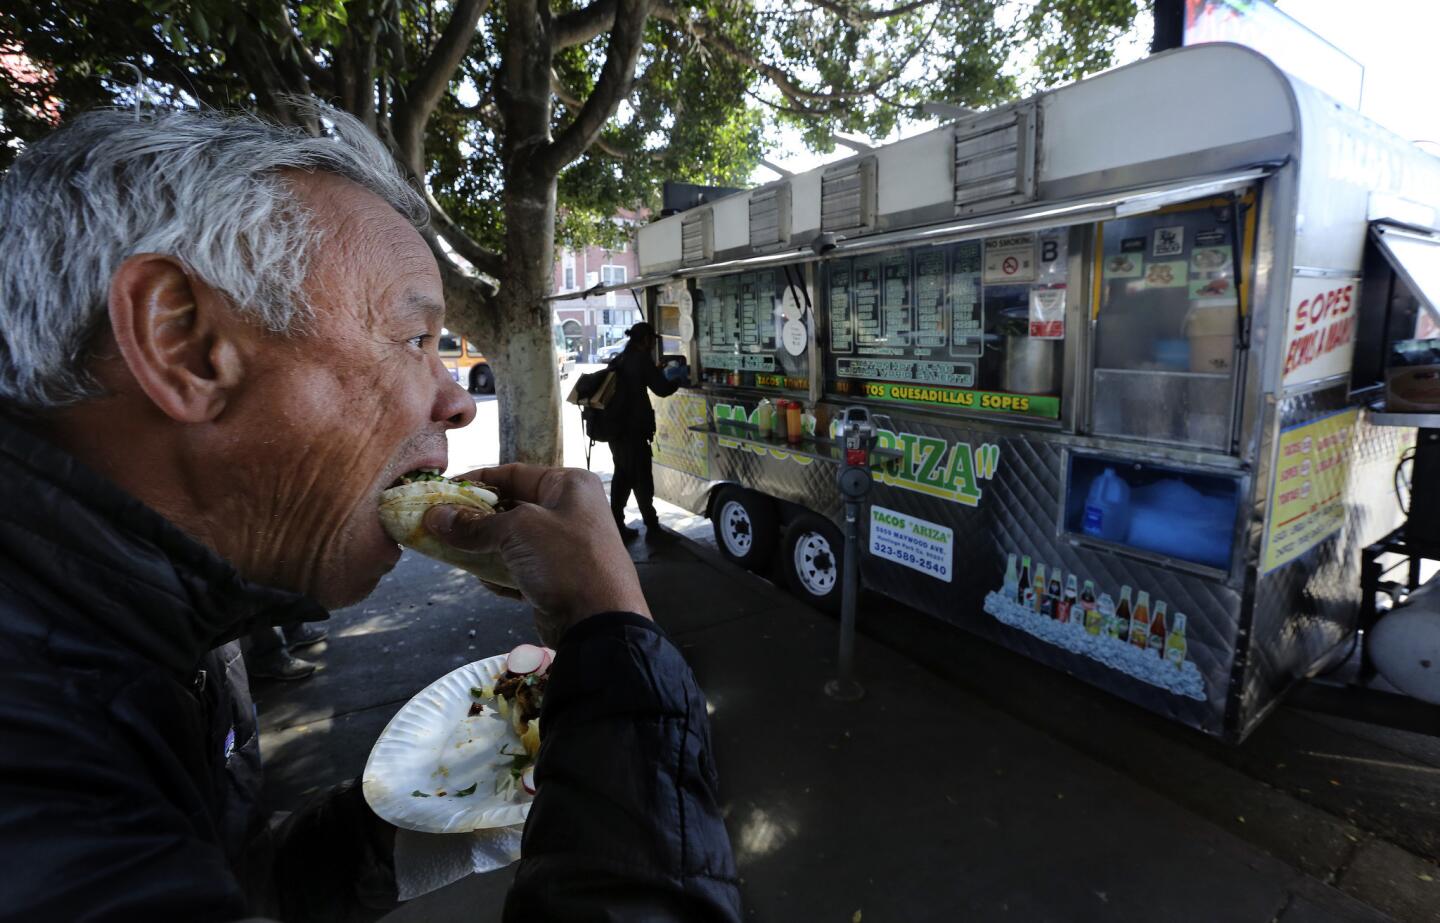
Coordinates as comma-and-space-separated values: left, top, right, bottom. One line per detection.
794, 532, 838, 595
720, 501, 753, 556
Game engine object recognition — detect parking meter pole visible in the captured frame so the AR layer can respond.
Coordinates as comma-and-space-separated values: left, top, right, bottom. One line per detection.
825, 498, 864, 701
826, 406, 874, 703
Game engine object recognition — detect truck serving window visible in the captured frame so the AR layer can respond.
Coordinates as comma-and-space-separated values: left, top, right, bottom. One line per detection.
694, 266, 810, 391
822, 228, 1069, 421
1352, 224, 1440, 394
1090, 194, 1248, 451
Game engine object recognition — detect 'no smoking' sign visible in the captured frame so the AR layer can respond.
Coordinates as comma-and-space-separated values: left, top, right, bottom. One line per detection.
984, 234, 1037, 284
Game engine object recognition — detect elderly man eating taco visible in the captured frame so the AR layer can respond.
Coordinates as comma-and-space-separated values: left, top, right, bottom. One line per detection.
0, 105, 739, 922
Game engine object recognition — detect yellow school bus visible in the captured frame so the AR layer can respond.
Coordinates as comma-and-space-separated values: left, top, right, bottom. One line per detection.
439, 331, 493, 394
440, 326, 574, 395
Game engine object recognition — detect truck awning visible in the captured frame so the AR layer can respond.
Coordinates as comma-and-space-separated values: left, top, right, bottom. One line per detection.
549, 165, 1274, 301
1372, 223, 1440, 323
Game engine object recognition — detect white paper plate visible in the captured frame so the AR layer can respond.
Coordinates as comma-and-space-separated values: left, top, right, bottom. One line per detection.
363, 654, 533, 833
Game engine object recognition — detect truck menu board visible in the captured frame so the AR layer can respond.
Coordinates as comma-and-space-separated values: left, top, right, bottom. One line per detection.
696, 267, 809, 389
825, 230, 1068, 418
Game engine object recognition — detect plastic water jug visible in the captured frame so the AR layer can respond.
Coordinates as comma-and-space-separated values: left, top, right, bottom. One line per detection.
1083, 468, 1131, 542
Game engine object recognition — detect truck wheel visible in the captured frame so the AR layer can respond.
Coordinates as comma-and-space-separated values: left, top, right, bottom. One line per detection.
469, 365, 494, 395
711, 488, 777, 572
781, 513, 844, 615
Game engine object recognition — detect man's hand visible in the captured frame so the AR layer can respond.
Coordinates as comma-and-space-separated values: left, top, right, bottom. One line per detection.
422, 465, 652, 646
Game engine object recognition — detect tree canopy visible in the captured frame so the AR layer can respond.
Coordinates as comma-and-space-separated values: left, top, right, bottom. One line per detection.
4, 1, 1143, 246
2, 0, 1145, 462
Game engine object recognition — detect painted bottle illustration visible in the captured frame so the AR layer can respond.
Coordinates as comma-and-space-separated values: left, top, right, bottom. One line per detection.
1148, 601, 1168, 657
1167, 612, 1189, 668
1079, 580, 1097, 631
1111, 586, 1133, 641
1003, 553, 1020, 603
1019, 556, 1033, 610
1048, 569, 1063, 620
1036, 564, 1050, 616
1129, 591, 1152, 649
1060, 574, 1078, 624
1091, 592, 1112, 637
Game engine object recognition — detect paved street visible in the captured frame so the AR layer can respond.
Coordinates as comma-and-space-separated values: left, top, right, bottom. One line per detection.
250, 386, 1440, 922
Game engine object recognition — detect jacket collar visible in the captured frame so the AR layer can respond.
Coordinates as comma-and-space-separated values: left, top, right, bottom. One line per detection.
0, 413, 326, 676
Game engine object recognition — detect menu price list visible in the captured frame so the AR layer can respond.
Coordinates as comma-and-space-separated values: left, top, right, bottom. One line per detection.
914, 248, 946, 349
836, 357, 975, 388
701, 352, 777, 372
701, 271, 779, 353
949, 240, 982, 358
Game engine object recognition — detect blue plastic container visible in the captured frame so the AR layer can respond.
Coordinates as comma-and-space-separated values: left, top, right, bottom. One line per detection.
1082, 468, 1132, 542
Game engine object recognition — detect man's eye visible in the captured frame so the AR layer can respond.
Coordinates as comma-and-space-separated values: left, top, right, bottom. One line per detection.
408, 334, 435, 350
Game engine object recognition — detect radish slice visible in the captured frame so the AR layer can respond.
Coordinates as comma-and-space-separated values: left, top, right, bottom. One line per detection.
521, 766, 536, 795
506, 644, 545, 675
536, 647, 555, 676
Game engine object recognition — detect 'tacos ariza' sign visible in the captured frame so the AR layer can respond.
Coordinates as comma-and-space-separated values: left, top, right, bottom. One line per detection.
712, 403, 1001, 507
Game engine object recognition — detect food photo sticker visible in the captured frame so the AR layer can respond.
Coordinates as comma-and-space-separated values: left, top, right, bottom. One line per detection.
1190, 245, 1232, 275
1188, 275, 1237, 307
1143, 261, 1188, 289
1152, 226, 1185, 258
1104, 252, 1144, 280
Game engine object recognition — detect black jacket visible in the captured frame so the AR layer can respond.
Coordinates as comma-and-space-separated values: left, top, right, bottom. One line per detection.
506, 613, 742, 921
612, 347, 680, 441
0, 416, 740, 921
0, 415, 402, 922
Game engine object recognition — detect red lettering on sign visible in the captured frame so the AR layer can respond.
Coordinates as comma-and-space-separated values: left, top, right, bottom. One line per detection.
1293, 283, 1356, 333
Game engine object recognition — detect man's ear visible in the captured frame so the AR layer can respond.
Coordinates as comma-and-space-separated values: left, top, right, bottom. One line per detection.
107, 254, 246, 423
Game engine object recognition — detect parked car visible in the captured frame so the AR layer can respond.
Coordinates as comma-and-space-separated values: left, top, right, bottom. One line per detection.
595, 341, 626, 362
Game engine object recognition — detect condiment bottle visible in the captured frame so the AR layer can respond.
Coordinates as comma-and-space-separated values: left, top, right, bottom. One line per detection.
785, 400, 803, 445
755, 399, 774, 438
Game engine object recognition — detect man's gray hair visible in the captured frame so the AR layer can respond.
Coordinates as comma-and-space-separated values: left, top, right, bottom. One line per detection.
0, 102, 428, 410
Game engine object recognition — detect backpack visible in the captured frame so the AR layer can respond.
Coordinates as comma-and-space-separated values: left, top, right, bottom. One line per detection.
567, 359, 627, 462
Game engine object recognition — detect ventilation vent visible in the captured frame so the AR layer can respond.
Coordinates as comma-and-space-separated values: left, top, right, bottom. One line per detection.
681, 209, 714, 265
821, 157, 877, 232
748, 184, 792, 249
953, 103, 1038, 214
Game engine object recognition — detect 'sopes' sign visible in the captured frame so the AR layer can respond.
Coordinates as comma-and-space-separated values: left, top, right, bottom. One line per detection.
1282, 275, 1359, 387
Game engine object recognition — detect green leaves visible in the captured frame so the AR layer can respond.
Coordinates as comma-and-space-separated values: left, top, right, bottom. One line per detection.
3, 0, 1142, 241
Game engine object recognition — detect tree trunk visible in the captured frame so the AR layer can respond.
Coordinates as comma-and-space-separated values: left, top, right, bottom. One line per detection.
473, 0, 562, 467
489, 168, 562, 465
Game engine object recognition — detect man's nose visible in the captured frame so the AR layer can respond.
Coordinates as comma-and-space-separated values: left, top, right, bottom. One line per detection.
435, 372, 477, 429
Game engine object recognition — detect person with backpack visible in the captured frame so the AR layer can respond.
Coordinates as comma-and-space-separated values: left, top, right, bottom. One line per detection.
608, 322, 685, 541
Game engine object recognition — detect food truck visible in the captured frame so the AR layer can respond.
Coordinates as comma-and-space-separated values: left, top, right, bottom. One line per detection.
606, 44, 1440, 741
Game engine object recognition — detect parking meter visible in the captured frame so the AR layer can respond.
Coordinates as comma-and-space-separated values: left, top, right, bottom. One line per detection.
838, 405, 878, 496
826, 406, 877, 702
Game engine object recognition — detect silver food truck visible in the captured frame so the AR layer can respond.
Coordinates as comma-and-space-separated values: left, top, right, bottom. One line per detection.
580, 44, 1440, 741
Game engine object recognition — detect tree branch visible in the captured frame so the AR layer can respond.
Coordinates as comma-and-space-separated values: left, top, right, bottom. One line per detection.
801, 0, 934, 26
404, 0, 490, 116
590, 133, 666, 161
655, 3, 917, 108
424, 190, 506, 279
550, 69, 583, 108
553, 0, 618, 48
394, 0, 490, 172
651, 5, 846, 105
541, 0, 655, 175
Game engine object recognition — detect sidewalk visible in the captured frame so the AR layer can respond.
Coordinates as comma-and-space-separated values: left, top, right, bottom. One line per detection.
255, 527, 1425, 922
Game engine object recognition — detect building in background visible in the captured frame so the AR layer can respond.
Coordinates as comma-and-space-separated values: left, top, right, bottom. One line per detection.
552, 209, 644, 361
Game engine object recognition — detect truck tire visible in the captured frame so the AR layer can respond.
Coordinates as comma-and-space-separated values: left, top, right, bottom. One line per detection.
711, 487, 778, 572
469, 364, 494, 395
781, 513, 844, 615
